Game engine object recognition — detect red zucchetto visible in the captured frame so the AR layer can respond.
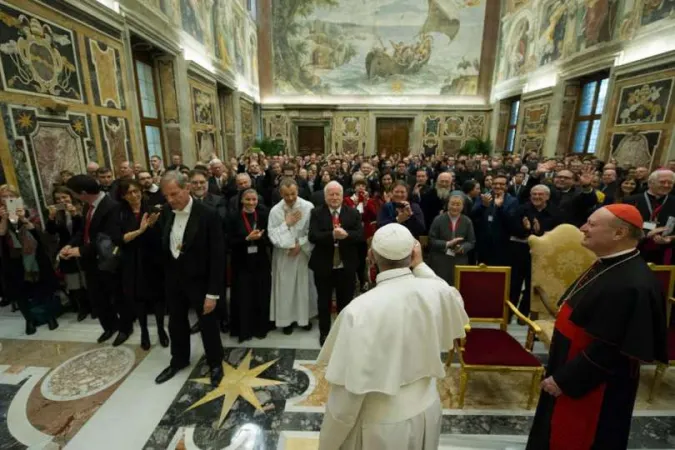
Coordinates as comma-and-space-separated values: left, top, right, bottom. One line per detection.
604, 204, 644, 229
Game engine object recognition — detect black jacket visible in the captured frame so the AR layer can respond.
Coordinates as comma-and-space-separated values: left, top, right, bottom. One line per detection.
308, 205, 364, 276
69, 194, 122, 266
509, 202, 562, 239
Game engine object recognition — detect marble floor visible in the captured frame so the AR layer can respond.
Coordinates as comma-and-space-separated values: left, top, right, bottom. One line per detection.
0, 308, 674, 450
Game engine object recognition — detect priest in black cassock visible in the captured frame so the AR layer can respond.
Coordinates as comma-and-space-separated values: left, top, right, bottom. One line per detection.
527, 204, 667, 450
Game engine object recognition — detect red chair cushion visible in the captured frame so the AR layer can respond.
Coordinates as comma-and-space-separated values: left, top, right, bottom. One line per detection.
463, 328, 541, 367
458, 271, 507, 319
668, 328, 675, 361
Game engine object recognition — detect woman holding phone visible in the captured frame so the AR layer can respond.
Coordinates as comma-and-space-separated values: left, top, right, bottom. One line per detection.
428, 193, 476, 286
0, 184, 59, 334
227, 188, 272, 342
46, 186, 89, 320
117, 179, 167, 350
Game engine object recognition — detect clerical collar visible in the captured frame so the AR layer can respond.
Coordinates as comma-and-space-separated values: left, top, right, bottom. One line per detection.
598, 247, 638, 261
376, 267, 414, 285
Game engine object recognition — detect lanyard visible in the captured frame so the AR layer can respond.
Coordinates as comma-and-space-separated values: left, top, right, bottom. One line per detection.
449, 215, 460, 237
645, 192, 667, 221
242, 210, 258, 233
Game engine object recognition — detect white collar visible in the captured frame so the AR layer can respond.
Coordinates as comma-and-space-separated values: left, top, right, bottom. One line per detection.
92, 192, 105, 208
375, 267, 414, 284
174, 197, 193, 215
599, 247, 637, 260
148, 184, 159, 193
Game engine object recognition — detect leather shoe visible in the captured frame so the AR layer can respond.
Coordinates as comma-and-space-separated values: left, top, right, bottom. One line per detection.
97, 329, 116, 343
282, 325, 294, 335
319, 334, 327, 346
155, 365, 187, 384
25, 321, 36, 335
140, 330, 151, 351
158, 327, 170, 348
47, 317, 59, 331
112, 330, 131, 347
210, 365, 223, 387
302, 323, 313, 332
77, 310, 88, 322
219, 320, 229, 334
190, 322, 200, 334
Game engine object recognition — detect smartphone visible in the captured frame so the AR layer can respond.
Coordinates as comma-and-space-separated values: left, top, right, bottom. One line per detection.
150, 204, 163, 214
55, 203, 67, 211
393, 202, 406, 209
5, 197, 23, 214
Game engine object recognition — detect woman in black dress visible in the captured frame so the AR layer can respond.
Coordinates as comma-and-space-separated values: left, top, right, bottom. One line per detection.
0, 185, 59, 334
228, 188, 272, 342
46, 186, 89, 320
117, 179, 168, 350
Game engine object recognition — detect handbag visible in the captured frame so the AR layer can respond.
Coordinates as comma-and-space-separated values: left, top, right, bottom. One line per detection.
95, 232, 121, 272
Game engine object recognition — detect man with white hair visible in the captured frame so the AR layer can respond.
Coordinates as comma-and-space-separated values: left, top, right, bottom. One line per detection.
625, 168, 675, 263
208, 158, 226, 195
268, 178, 316, 335
317, 223, 468, 449
86, 161, 99, 177
227, 172, 264, 211
308, 181, 364, 345
420, 171, 454, 233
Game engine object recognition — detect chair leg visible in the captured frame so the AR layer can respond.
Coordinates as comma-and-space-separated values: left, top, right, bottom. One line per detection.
528, 368, 543, 409
445, 348, 455, 369
458, 369, 468, 409
649, 364, 667, 403
525, 329, 535, 352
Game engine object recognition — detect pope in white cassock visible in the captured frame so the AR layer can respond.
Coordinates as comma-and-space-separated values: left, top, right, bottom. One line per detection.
317, 223, 469, 450
268, 178, 316, 332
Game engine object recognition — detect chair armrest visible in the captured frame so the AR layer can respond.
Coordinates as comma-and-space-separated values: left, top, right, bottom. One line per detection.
507, 300, 542, 335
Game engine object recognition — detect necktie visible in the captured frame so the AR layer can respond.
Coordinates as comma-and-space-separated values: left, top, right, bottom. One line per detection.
84, 207, 94, 245
332, 210, 341, 267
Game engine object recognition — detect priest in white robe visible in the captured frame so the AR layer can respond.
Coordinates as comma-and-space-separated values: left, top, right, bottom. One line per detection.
268, 177, 316, 333
317, 223, 469, 450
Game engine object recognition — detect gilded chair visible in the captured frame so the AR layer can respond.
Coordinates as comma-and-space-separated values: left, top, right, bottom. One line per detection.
528, 224, 597, 347
648, 264, 675, 402
451, 264, 544, 409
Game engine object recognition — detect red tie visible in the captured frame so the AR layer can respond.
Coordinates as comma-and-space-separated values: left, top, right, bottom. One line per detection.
84, 207, 94, 244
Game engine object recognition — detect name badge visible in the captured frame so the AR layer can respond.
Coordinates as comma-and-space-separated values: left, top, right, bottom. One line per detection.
488, 215, 494, 223
247, 246, 258, 254
643, 221, 657, 231
446, 248, 455, 257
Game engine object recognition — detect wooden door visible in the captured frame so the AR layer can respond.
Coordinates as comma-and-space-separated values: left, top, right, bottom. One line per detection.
298, 126, 325, 156
377, 119, 410, 157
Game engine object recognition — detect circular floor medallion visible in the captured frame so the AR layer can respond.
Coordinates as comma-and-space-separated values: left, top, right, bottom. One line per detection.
41, 346, 135, 401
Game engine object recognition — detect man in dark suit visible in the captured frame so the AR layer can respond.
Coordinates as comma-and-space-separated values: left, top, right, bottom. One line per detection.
63, 175, 132, 345
227, 173, 265, 211
155, 171, 225, 387
309, 181, 364, 346
600, 168, 618, 204
207, 159, 227, 196
508, 172, 528, 204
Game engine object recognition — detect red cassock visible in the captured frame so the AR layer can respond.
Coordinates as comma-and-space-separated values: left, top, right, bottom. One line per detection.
527, 250, 667, 450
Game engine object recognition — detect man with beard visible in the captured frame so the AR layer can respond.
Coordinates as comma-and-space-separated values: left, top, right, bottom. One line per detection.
227, 173, 265, 212
137, 170, 165, 207
420, 172, 453, 233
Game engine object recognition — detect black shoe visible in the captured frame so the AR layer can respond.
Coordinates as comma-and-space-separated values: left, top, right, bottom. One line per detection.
0, 298, 10, 307
155, 365, 187, 384
190, 322, 200, 334
47, 317, 59, 331
77, 310, 89, 322
91, 311, 98, 320
302, 323, 313, 332
97, 329, 116, 343
282, 325, 294, 335
158, 327, 169, 348
210, 365, 223, 387
319, 334, 327, 346
112, 330, 131, 347
25, 321, 36, 335
254, 330, 268, 340
219, 320, 229, 334
140, 330, 151, 351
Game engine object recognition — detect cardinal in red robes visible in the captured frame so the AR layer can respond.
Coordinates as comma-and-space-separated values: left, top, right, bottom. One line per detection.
527, 204, 668, 450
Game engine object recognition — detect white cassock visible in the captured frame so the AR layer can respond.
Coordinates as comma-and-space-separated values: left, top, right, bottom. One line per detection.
317, 263, 469, 450
268, 197, 316, 327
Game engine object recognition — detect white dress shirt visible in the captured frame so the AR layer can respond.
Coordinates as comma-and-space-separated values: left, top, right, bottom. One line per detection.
170, 197, 193, 259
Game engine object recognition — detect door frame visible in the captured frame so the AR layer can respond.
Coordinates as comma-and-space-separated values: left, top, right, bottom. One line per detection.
290, 119, 331, 156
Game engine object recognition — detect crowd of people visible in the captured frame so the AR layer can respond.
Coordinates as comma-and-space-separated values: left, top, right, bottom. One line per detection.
1, 149, 674, 383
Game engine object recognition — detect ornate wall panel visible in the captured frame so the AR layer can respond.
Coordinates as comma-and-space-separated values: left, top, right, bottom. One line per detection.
515, 95, 552, 155
86, 38, 125, 109
0, 1, 84, 102
158, 59, 179, 123
556, 83, 580, 156
99, 115, 131, 171
331, 113, 367, 155
602, 65, 675, 168
262, 112, 290, 147
189, 77, 218, 161
240, 98, 255, 152
4, 105, 93, 223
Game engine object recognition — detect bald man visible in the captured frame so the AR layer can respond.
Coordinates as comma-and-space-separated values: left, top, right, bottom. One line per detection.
308, 181, 364, 345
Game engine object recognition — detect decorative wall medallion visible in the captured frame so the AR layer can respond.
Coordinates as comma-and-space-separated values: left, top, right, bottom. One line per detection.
0, 2, 83, 101
87, 39, 124, 109
466, 114, 486, 139
41, 346, 135, 401
443, 115, 465, 137
610, 130, 661, 169
615, 78, 674, 126
519, 135, 544, 154
341, 117, 361, 140
442, 138, 463, 156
